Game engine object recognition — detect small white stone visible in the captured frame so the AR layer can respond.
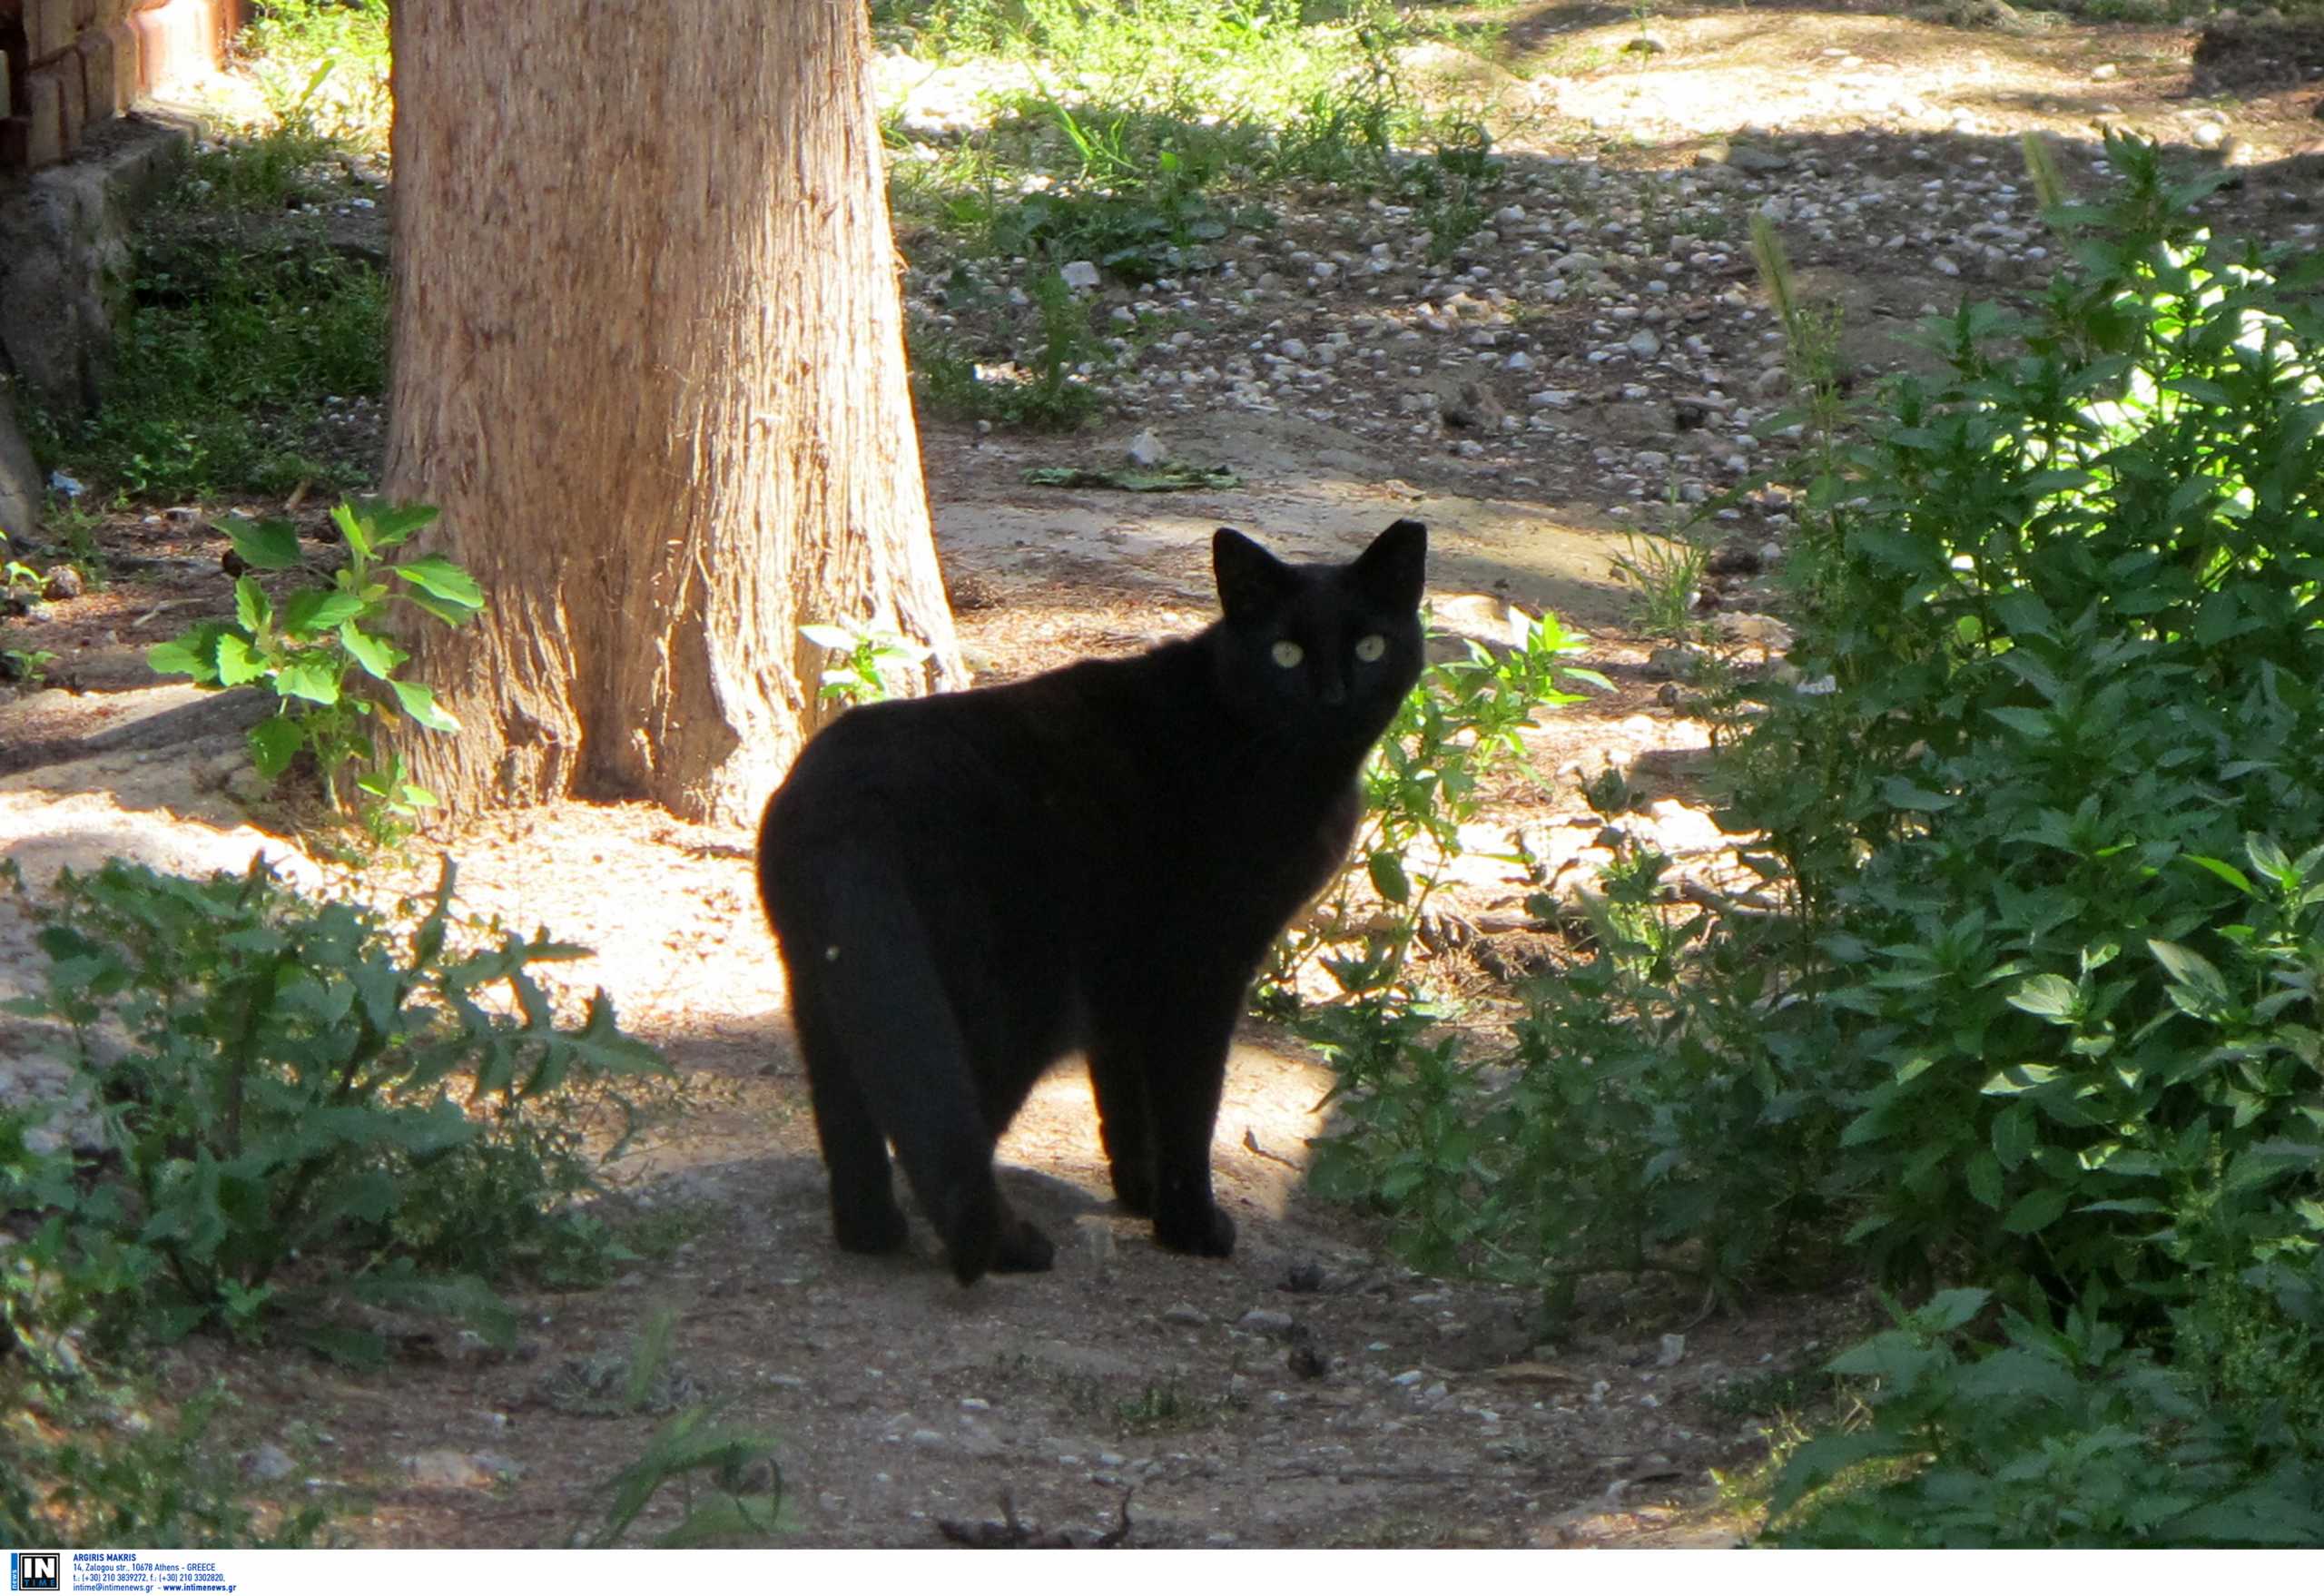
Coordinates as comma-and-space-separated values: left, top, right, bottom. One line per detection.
1059, 260, 1101, 291
245, 1443, 296, 1483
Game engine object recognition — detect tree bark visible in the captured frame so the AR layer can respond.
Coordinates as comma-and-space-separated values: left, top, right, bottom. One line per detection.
380, 1, 961, 824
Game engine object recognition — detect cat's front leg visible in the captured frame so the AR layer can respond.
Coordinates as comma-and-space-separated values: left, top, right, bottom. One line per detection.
1103, 993, 1238, 1258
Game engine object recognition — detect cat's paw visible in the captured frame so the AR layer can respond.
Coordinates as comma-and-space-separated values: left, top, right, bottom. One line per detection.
1153, 1201, 1236, 1258
1109, 1159, 1156, 1217
832, 1198, 910, 1256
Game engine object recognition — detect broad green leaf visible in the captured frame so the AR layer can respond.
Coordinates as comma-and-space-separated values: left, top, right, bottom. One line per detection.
399, 588, 477, 628
234, 576, 271, 634
1982, 1061, 2063, 1096
330, 500, 372, 560
1367, 849, 1412, 905
281, 588, 367, 636
1917, 1286, 1992, 1332
1827, 1333, 1938, 1388
149, 626, 227, 685
1987, 706, 2053, 741
1965, 1150, 2004, 1209
1952, 1345, 2077, 1406
1991, 590, 2054, 636
389, 677, 460, 732
274, 658, 341, 704
1879, 777, 1955, 812
2007, 973, 2078, 1021
2183, 854, 2253, 894
214, 634, 267, 687
222, 515, 304, 571
247, 717, 305, 780
390, 556, 486, 612
2247, 834, 2295, 887
361, 500, 440, 547
2192, 588, 2242, 646
2002, 1186, 2069, 1235
338, 621, 404, 680
2149, 938, 2231, 1013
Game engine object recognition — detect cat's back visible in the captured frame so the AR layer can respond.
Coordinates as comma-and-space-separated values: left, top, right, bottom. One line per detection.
768, 645, 1187, 832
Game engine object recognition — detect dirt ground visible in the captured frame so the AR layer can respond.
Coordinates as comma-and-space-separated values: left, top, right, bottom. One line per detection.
5, 1, 2320, 1548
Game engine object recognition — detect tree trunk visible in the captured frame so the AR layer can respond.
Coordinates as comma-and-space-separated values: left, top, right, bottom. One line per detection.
379, 1, 961, 824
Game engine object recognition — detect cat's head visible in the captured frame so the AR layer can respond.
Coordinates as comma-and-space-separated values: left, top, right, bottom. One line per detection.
1206, 518, 1427, 745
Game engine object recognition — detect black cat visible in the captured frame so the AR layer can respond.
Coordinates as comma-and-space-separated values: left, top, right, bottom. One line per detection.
756, 518, 1427, 1283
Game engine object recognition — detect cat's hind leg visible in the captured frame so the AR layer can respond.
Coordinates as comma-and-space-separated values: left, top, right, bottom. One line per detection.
768, 838, 1053, 1284
1087, 1051, 1156, 1217
786, 981, 909, 1256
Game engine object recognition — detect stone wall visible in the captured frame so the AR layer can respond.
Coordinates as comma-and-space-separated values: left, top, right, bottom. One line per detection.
1, 0, 246, 175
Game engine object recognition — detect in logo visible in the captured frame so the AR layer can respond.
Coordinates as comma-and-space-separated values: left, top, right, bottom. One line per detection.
9, 1553, 61, 1593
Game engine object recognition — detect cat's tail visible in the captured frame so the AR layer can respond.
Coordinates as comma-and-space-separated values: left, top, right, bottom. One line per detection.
763, 832, 1029, 1285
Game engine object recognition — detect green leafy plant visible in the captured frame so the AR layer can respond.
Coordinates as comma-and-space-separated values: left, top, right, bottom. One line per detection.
1689, 133, 2324, 1543
1723, 133, 2324, 1313
0, 1375, 329, 1548
1397, 123, 1503, 264
0, 642, 57, 685
2, 540, 44, 599
1270, 604, 1606, 1009
1610, 526, 1710, 642
1768, 1287, 2324, 1547
0, 527, 58, 685
1270, 609, 1831, 1317
147, 500, 483, 814
977, 102, 1258, 284
0, 853, 667, 1359
575, 1404, 785, 1548
799, 619, 934, 707
911, 269, 1108, 430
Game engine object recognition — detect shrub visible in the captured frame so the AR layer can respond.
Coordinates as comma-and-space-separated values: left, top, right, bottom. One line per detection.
1768, 1286, 2324, 1547
0, 1376, 329, 1548
1722, 133, 2324, 1315
0, 853, 667, 1361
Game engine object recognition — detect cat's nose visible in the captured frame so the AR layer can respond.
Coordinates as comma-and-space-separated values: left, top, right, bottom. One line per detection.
1318, 676, 1348, 707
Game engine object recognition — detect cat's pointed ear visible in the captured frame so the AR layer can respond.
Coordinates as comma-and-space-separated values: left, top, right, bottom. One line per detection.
1352, 518, 1428, 610
1213, 527, 1293, 619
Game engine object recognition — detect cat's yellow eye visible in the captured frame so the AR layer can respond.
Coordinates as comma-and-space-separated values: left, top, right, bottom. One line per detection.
1354, 634, 1387, 663
1270, 640, 1305, 668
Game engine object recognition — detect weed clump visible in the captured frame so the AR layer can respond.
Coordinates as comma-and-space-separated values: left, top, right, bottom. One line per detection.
0, 852, 668, 1360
